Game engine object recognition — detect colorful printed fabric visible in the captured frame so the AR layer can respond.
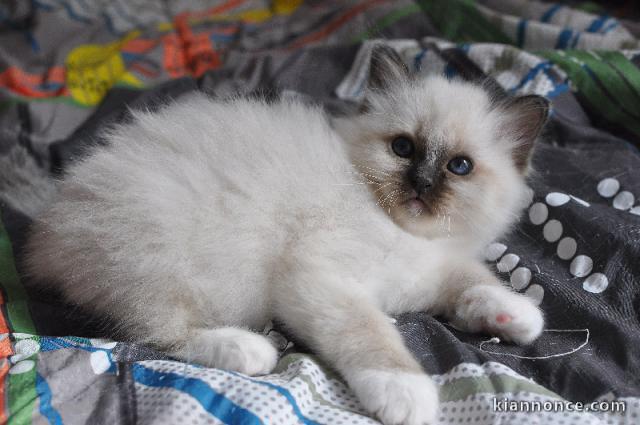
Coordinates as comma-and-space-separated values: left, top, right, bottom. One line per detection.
1, 0, 640, 424
5, 331, 640, 425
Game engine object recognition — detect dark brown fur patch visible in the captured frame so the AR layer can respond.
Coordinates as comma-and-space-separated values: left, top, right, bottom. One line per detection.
500, 95, 550, 172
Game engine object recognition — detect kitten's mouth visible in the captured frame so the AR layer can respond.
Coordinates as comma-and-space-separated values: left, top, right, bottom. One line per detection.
403, 196, 426, 216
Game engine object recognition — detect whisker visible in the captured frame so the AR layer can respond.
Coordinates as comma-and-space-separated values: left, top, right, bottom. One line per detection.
386, 190, 404, 214
377, 189, 396, 208
333, 182, 381, 186
380, 189, 401, 208
352, 164, 392, 177
373, 182, 395, 194
348, 172, 404, 186
344, 171, 384, 183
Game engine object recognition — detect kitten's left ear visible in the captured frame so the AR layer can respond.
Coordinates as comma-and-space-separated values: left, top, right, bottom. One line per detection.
500, 95, 550, 172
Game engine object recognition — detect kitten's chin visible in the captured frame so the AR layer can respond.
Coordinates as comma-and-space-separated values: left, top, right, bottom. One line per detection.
390, 201, 449, 240
390, 203, 499, 255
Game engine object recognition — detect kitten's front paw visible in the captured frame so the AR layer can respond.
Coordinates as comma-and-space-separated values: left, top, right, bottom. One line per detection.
454, 285, 544, 345
349, 369, 438, 425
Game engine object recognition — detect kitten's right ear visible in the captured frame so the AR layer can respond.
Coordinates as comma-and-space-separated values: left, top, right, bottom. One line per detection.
499, 94, 550, 172
367, 45, 410, 92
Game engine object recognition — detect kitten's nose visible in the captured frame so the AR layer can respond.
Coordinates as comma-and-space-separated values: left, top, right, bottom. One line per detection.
408, 170, 433, 195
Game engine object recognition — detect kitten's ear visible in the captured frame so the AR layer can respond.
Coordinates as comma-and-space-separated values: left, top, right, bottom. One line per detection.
368, 45, 410, 91
500, 95, 550, 172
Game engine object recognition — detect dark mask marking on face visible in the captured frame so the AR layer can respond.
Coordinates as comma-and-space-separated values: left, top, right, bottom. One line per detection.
401, 140, 452, 215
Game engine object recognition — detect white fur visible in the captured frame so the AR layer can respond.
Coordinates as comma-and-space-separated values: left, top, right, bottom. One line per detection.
349, 369, 439, 425
175, 328, 278, 376
25, 87, 543, 425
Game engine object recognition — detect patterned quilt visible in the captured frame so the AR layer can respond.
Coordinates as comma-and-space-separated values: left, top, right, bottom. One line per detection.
0, 0, 639, 424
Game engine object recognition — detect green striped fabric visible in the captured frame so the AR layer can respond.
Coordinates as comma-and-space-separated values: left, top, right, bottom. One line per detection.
539, 50, 640, 138
410, 0, 640, 141
0, 219, 38, 424
416, 0, 511, 44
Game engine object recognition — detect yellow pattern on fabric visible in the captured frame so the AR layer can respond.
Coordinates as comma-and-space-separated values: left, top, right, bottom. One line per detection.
65, 32, 143, 106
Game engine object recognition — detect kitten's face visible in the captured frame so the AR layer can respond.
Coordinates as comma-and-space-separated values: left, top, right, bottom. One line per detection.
335, 46, 548, 248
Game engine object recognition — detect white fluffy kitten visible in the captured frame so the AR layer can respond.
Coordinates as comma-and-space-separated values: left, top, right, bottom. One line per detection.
26, 47, 547, 425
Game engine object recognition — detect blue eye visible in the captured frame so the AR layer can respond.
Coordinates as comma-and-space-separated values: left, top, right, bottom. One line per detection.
447, 156, 473, 175
391, 137, 414, 158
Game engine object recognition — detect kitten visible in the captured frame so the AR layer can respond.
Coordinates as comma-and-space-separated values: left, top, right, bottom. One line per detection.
25, 46, 547, 425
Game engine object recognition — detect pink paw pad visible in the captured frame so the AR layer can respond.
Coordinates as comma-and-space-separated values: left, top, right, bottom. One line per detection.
495, 313, 513, 324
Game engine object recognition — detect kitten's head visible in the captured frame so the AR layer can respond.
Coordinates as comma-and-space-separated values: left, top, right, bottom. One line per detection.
335, 45, 549, 249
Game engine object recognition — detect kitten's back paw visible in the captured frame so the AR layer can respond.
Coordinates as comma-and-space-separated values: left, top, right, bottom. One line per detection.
349, 369, 438, 425
176, 327, 278, 376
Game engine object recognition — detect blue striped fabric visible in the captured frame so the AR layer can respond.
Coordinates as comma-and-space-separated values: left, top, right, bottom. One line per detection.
545, 81, 570, 99
556, 29, 574, 49
517, 19, 528, 47
30, 0, 55, 12
586, 15, 609, 33
36, 373, 64, 425
228, 371, 323, 425
444, 63, 457, 78
540, 4, 563, 23
39, 337, 105, 353
414, 48, 428, 71
602, 21, 619, 34
571, 32, 581, 48
509, 61, 552, 92
132, 364, 263, 425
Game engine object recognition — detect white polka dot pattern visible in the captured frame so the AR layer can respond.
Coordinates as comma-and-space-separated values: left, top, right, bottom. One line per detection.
557, 237, 577, 260
570, 255, 593, 277
28, 331, 638, 425
136, 357, 375, 425
8, 337, 41, 376
497, 253, 520, 273
613, 191, 635, 210
134, 357, 624, 425
545, 192, 570, 206
597, 177, 639, 214
90, 351, 112, 375
485, 243, 507, 261
583, 273, 609, 294
543, 220, 563, 242
9, 360, 34, 375
510, 267, 532, 290
11, 339, 40, 363
597, 178, 620, 197
431, 362, 634, 425
490, 187, 613, 301
432, 361, 528, 385
528, 203, 548, 225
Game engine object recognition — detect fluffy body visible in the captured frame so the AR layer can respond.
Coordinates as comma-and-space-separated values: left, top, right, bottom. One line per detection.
25, 84, 544, 425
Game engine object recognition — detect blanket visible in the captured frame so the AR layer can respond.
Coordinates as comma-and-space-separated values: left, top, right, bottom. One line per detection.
0, 0, 639, 424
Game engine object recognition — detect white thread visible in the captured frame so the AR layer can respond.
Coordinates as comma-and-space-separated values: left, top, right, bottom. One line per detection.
569, 195, 590, 207
479, 329, 590, 360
